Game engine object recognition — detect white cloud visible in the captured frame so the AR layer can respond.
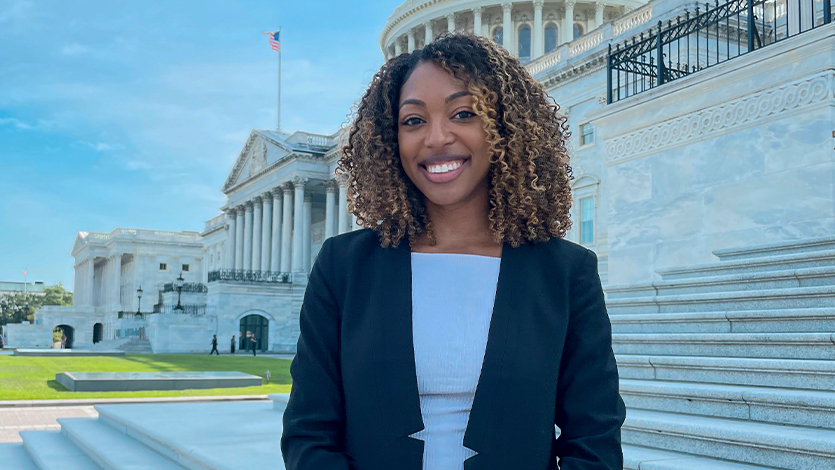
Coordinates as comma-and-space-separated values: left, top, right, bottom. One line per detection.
0, 117, 32, 130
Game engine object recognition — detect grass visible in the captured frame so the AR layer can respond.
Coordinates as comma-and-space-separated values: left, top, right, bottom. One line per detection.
0, 354, 292, 401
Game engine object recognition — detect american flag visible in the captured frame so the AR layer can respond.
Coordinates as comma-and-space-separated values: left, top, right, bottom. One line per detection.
265, 31, 281, 52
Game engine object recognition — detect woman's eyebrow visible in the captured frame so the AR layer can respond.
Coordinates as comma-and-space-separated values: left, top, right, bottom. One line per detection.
445, 90, 472, 103
399, 98, 425, 109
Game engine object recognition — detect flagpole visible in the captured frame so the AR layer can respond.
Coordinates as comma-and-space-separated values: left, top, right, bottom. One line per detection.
277, 26, 282, 132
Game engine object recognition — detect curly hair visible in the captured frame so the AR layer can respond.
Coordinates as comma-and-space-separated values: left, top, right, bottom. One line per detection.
337, 32, 573, 248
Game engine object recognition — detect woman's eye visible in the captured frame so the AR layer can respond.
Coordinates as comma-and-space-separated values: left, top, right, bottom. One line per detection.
454, 110, 476, 119
401, 117, 423, 126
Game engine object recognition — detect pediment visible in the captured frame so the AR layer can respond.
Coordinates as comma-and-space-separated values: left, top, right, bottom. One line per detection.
222, 130, 294, 193
71, 232, 89, 256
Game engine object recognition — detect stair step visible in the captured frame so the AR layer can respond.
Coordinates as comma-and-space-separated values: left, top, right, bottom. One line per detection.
616, 355, 835, 391
606, 285, 835, 315
620, 379, 835, 430
712, 236, 835, 261
623, 444, 777, 470
612, 332, 835, 359
20, 430, 101, 470
0, 443, 38, 470
610, 308, 835, 334
607, 266, 835, 299
58, 418, 186, 470
623, 409, 835, 469
657, 248, 835, 281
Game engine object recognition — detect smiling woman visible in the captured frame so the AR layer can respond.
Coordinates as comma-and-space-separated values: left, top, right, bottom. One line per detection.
281, 33, 625, 470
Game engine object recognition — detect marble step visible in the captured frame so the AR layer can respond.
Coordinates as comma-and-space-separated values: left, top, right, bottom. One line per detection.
622, 444, 779, 470
0, 443, 38, 470
606, 285, 835, 315
606, 266, 835, 299
620, 379, 835, 430
612, 332, 835, 360
20, 430, 101, 470
610, 308, 835, 334
616, 355, 835, 391
712, 236, 835, 262
58, 417, 186, 470
623, 409, 835, 470
656, 248, 835, 281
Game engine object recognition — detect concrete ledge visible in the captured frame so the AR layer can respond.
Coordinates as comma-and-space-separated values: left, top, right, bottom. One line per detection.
14, 349, 125, 357
0, 394, 270, 408
623, 444, 769, 470
269, 393, 290, 410
613, 331, 835, 359
658, 248, 835, 280
55, 371, 262, 392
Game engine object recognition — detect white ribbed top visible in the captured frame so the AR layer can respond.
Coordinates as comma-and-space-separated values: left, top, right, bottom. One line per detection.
409, 252, 501, 470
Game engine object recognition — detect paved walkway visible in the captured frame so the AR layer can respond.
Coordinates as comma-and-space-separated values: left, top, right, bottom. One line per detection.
0, 405, 98, 443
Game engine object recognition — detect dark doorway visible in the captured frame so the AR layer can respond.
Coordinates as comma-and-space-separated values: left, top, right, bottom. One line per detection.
54, 325, 74, 349
239, 314, 269, 352
93, 323, 103, 344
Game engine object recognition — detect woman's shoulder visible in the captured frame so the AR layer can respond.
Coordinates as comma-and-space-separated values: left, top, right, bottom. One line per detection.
536, 236, 597, 265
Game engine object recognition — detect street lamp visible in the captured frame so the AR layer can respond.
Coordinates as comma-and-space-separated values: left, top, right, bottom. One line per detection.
174, 272, 184, 312
136, 285, 143, 315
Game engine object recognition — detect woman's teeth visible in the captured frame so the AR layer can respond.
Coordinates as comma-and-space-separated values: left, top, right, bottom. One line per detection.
426, 160, 464, 174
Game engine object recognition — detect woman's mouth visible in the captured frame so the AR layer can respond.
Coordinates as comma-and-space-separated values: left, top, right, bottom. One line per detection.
420, 158, 469, 183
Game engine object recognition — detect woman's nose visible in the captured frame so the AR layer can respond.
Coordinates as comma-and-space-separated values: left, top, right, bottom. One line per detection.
424, 119, 454, 148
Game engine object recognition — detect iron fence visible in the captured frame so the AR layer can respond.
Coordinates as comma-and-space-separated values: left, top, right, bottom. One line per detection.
153, 303, 207, 315
608, 0, 833, 103
207, 269, 291, 284
162, 282, 208, 293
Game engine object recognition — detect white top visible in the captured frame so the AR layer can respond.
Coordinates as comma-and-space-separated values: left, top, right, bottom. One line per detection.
409, 252, 502, 470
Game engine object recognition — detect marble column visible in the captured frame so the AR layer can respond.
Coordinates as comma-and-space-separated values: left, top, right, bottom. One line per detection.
281, 184, 294, 273
235, 206, 245, 270
338, 179, 349, 234
292, 177, 307, 272
243, 202, 253, 271
325, 180, 337, 239
473, 7, 483, 37
261, 193, 273, 271
564, 1, 576, 43
226, 209, 236, 269
111, 254, 121, 310
407, 29, 415, 52
424, 21, 433, 44
271, 190, 282, 272
252, 198, 262, 271
502, 3, 513, 53
86, 259, 93, 307
394, 37, 403, 55
533, 1, 544, 58
595, 3, 605, 30
303, 194, 312, 272
447, 13, 455, 32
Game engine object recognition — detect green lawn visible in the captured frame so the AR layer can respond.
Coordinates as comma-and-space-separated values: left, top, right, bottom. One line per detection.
0, 354, 292, 401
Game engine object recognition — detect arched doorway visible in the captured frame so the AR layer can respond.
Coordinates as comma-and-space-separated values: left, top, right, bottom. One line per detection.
53, 325, 74, 349
93, 323, 103, 344
239, 314, 269, 352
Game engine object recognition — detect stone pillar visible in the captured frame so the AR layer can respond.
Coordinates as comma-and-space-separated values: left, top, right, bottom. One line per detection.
252, 198, 262, 271
292, 177, 307, 272
533, 1, 544, 58
502, 3, 513, 53
595, 3, 605, 30
111, 254, 121, 310
424, 21, 433, 44
281, 184, 294, 273
564, 1, 576, 43
226, 209, 236, 269
303, 194, 312, 272
261, 193, 272, 271
473, 7, 482, 37
447, 13, 455, 32
243, 202, 253, 271
86, 259, 94, 306
338, 179, 349, 234
394, 37, 403, 55
325, 180, 337, 239
235, 206, 245, 270
407, 29, 415, 52
271, 190, 282, 272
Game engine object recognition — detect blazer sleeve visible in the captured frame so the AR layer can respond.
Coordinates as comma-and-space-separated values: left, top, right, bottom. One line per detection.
281, 238, 351, 470
553, 248, 626, 470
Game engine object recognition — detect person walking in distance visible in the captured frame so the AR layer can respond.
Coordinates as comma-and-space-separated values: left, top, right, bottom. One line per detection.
231, 335, 236, 354
210, 334, 220, 355
250, 334, 257, 356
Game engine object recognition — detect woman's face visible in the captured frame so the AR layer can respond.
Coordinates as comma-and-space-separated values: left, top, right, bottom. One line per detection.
397, 61, 492, 210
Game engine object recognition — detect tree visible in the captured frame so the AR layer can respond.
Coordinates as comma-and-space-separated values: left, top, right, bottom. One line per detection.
0, 282, 73, 326
42, 282, 73, 307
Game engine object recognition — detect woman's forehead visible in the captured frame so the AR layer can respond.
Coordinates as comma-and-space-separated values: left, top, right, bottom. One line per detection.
400, 62, 469, 104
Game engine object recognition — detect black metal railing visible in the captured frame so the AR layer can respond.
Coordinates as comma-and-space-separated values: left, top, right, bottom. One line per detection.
608, 0, 833, 103
152, 303, 206, 315
162, 282, 208, 293
207, 269, 291, 284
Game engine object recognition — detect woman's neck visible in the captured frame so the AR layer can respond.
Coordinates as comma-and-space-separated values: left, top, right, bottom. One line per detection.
413, 191, 502, 257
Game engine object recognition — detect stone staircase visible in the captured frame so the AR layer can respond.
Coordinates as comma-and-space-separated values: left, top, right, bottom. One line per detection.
116, 339, 153, 354
610, 236, 835, 469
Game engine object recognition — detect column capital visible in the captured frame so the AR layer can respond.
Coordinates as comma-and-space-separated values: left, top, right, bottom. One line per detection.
293, 176, 309, 189
225, 207, 237, 216
325, 179, 339, 193
236, 204, 246, 212
595, 2, 606, 11
253, 196, 263, 207
533, 0, 544, 9
272, 188, 283, 199
282, 182, 294, 194
446, 13, 455, 21
565, 1, 576, 8
244, 201, 253, 210
407, 29, 415, 38
502, 2, 513, 13
472, 6, 483, 14
423, 20, 432, 29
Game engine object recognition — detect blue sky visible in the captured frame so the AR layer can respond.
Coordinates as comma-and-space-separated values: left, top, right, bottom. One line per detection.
0, 0, 402, 289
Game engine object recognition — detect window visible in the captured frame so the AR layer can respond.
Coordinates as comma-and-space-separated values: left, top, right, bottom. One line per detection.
580, 123, 594, 146
545, 24, 558, 53
579, 197, 594, 245
517, 24, 531, 61
493, 26, 503, 46
573, 23, 584, 40
182, 264, 190, 272
159, 263, 168, 271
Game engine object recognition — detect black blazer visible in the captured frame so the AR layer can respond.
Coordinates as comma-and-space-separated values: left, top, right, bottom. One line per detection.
281, 229, 625, 470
